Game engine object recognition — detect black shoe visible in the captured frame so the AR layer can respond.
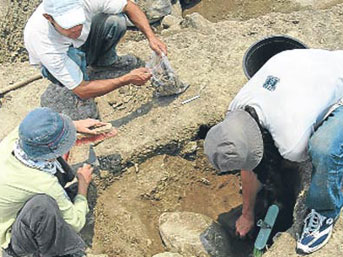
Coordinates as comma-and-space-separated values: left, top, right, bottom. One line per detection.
90, 55, 144, 71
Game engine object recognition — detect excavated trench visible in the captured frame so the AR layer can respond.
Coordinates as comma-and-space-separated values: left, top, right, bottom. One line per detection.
84, 1, 322, 256
88, 122, 300, 256
3, 0, 342, 256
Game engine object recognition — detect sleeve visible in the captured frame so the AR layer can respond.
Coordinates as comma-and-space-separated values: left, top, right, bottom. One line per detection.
95, 0, 128, 14
40, 53, 83, 90
48, 179, 89, 232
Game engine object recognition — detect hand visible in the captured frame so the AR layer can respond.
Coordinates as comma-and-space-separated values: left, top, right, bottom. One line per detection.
149, 36, 167, 56
75, 128, 118, 146
77, 164, 93, 196
73, 119, 107, 135
77, 164, 93, 185
127, 67, 152, 86
235, 213, 254, 239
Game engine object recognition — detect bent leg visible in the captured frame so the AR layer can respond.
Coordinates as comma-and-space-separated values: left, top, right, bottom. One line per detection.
307, 106, 343, 218
41, 47, 88, 85
83, 13, 127, 66
9, 194, 86, 257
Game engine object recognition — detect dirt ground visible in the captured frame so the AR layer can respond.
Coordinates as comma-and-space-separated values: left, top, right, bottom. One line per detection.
3, 1, 343, 257
91, 146, 253, 257
183, 0, 342, 22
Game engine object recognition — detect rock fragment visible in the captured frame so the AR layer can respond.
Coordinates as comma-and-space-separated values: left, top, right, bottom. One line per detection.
159, 211, 233, 257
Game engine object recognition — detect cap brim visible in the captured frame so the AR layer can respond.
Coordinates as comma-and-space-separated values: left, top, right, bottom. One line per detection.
204, 109, 263, 173
53, 6, 86, 29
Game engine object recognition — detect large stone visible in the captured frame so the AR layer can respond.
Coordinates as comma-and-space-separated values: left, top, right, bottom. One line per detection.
161, 15, 182, 29
159, 211, 233, 257
134, 0, 172, 23
181, 12, 212, 30
40, 83, 99, 120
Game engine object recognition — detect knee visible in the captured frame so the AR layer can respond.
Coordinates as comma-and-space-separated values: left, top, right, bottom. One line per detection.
105, 14, 127, 32
24, 194, 59, 216
309, 134, 342, 162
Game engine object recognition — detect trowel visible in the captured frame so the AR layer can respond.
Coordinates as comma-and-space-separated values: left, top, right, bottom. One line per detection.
253, 204, 279, 257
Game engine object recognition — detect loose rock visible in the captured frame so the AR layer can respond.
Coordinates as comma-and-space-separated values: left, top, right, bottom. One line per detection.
134, 0, 172, 23
162, 15, 182, 29
159, 211, 233, 257
40, 83, 99, 120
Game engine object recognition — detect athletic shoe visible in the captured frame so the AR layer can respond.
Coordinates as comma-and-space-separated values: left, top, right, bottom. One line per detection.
296, 209, 336, 254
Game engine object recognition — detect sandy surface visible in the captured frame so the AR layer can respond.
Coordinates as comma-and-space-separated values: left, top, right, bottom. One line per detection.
2, 1, 343, 257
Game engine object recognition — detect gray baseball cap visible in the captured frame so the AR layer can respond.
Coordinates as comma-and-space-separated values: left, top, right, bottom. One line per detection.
204, 109, 263, 173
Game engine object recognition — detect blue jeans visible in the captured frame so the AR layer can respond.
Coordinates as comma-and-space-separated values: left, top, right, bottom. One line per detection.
306, 106, 343, 218
42, 13, 127, 85
41, 47, 89, 85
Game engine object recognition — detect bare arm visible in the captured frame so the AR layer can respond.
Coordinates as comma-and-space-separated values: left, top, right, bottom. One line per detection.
77, 164, 93, 197
235, 169, 262, 238
123, 1, 167, 55
72, 67, 151, 99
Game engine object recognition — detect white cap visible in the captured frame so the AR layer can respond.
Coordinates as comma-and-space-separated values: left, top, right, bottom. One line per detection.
43, 0, 86, 29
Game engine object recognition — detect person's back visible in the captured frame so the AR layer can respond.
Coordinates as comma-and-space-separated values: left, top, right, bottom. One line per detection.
230, 49, 343, 162
0, 130, 55, 247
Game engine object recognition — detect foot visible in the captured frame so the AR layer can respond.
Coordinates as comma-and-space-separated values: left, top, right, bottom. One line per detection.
90, 55, 144, 71
296, 209, 337, 254
235, 213, 255, 238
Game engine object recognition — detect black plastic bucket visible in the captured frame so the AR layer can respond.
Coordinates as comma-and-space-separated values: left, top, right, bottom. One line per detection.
243, 35, 307, 79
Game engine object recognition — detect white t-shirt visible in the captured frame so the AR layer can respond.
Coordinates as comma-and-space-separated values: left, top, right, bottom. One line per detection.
229, 49, 343, 162
24, 0, 128, 90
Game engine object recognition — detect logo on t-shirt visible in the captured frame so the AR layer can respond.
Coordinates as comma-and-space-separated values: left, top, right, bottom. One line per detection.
263, 76, 279, 91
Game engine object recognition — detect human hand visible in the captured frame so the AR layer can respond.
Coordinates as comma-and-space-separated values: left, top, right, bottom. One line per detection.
75, 128, 118, 146
73, 119, 108, 135
77, 164, 93, 196
149, 36, 168, 56
127, 67, 152, 86
235, 213, 254, 239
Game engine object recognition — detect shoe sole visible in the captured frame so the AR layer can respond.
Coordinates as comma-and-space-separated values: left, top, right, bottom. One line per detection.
296, 227, 333, 254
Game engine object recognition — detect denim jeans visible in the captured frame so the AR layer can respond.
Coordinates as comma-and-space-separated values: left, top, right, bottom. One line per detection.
42, 13, 127, 85
306, 106, 343, 218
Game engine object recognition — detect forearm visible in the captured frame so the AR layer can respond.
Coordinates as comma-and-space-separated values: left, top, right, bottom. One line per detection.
241, 170, 262, 218
73, 75, 131, 99
78, 181, 88, 197
124, 1, 155, 40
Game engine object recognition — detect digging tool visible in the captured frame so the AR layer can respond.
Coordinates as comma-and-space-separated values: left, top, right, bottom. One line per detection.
181, 83, 207, 105
0, 74, 42, 96
253, 204, 279, 257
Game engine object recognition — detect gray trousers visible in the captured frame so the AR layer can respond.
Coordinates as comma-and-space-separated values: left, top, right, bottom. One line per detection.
82, 13, 127, 67
4, 195, 86, 257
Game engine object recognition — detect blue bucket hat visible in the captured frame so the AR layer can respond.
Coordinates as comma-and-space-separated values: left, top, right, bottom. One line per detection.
19, 108, 76, 161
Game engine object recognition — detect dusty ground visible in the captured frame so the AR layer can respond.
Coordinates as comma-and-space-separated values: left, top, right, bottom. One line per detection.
92, 147, 252, 257
183, 0, 343, 22
2, 1, 343, 257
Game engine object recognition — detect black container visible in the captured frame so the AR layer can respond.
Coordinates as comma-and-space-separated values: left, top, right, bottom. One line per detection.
243, 35, 307, 79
